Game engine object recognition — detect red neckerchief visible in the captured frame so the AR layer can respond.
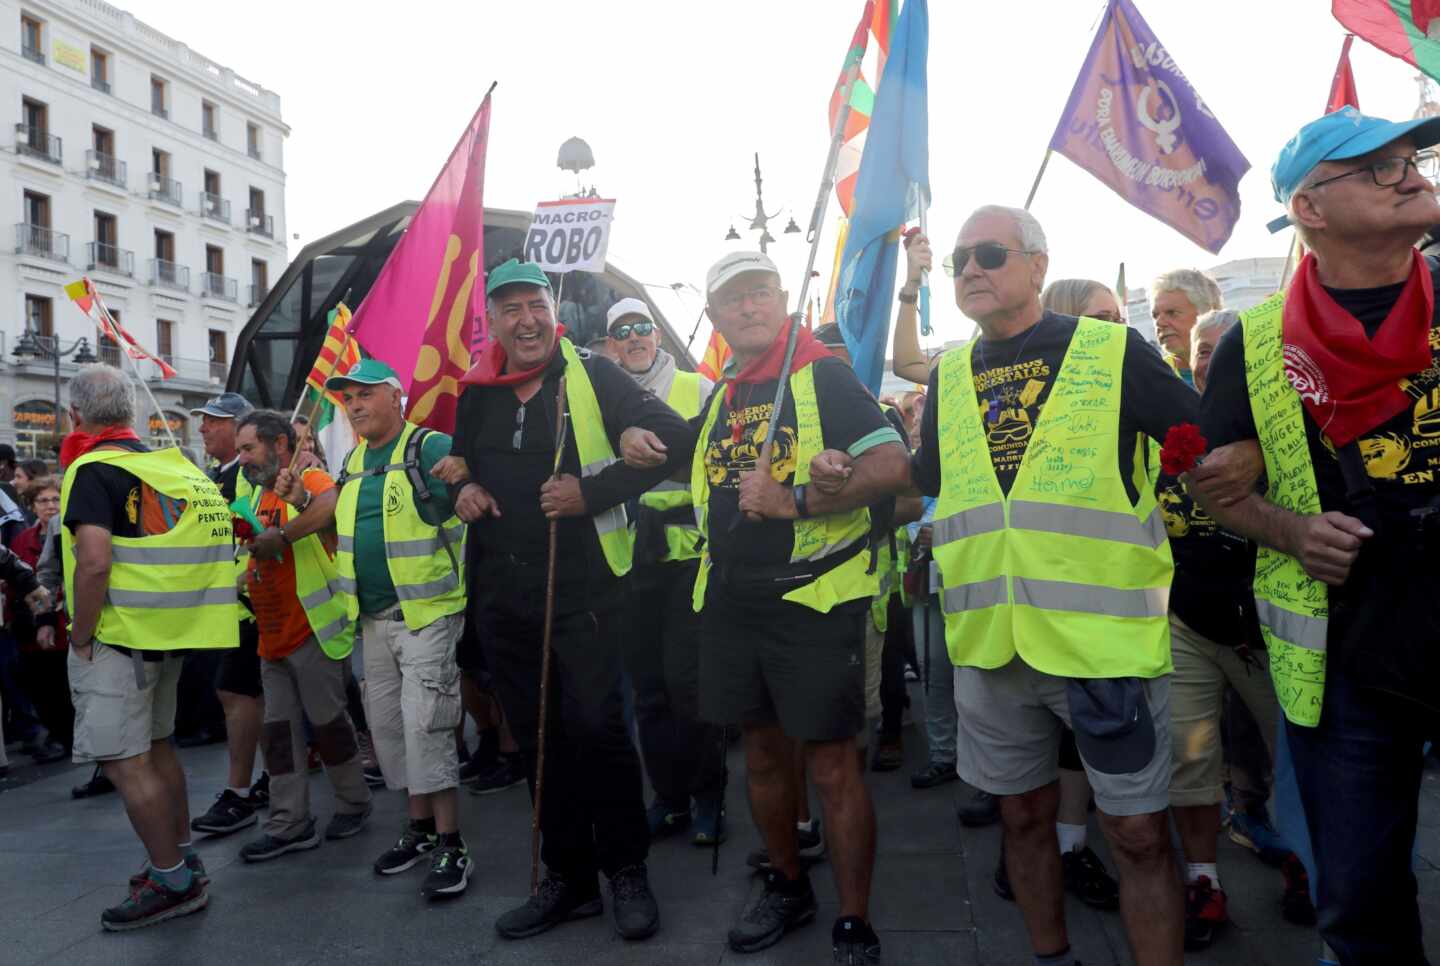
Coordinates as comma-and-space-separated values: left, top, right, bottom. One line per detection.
461, 325, 567, 387
59, 427, 140, 469
1283, 250, 1435, 447
722, 321, 833, 442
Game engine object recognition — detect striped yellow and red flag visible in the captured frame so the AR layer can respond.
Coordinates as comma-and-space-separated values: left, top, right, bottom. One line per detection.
696, 330, 732, 382
305, 303, 360, 408
829, 0, 898, 216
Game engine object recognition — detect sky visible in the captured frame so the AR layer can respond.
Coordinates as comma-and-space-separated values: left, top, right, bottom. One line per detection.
122, 0, 1436, 353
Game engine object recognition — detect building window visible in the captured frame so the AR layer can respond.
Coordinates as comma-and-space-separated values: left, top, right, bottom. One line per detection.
206, 244, 224, 276
203, 168, 220, 195
24, 293, 52, 338
18, 97, 57, 164
201, 100, 217, 140
154, 229, 175, 262
98, 311, 121, 367
90, 47, 110, 93
93, 210, 119, 270
23, 190, 49, 229
250, 258, 268, 305
246, 122, 261, 160
156, 319, 175, 364
150, 75, 167, 118
209, 329, 228, 381
20, 14, 43, 64
152, 148, 169, 177
13, 399, 58, 458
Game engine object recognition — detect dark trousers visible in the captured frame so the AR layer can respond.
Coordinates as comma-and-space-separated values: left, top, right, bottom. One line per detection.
477, 564, 648, 886
175, 651, 225, 738
0, 631, 42, 742
878, 595, 910, 739
19, 649, 71, 749
623, 559, 724, 809
1287, 667, 1437, 965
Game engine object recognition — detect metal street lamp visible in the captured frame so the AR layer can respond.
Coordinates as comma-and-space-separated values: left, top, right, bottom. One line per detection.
730, 153, 796, 255
13, 329, 97, 439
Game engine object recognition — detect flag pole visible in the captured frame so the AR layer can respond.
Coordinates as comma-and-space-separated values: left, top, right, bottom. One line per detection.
289, 299, 355, 474
89, 287, 180, 450
917, 200, 932, 336
1023, 150, 1052, 211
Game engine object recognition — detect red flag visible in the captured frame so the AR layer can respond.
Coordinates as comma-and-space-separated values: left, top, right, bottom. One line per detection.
696, 330, 732, 382
1329, 34, 1361, 111
351, 90, 492, 433
64, 277, 177, 378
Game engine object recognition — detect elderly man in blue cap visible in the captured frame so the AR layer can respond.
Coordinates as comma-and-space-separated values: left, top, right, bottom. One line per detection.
1192, 107, 1440, 964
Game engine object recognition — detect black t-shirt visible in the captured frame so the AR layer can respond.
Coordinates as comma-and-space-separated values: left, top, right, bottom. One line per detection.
700, 356, 899, 569
211, 458, 241, 503
62, 439, 151, 538
912, 314, 1200, 502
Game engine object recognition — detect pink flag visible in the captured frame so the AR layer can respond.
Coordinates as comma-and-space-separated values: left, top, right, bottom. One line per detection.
351, 90, 492, 432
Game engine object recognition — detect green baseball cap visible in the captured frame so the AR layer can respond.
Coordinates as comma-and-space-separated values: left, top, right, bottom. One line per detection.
485, 258, 551, 298
325, 358, 403, 391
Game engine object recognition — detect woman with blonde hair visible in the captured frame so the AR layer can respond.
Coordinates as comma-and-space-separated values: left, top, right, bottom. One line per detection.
1042, 278, 1124, 323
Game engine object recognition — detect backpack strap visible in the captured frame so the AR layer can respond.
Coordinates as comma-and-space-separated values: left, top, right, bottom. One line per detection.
404, 429, 460, 576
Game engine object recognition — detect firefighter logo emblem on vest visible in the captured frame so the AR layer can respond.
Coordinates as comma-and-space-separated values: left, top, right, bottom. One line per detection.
385, 482, 403, 516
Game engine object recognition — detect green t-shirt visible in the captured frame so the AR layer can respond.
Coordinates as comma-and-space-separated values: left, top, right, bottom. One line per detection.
353, 429, 455, 615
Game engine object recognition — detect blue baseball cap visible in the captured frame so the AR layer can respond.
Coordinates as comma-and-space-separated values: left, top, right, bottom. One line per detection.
1268, 107, 1440, 230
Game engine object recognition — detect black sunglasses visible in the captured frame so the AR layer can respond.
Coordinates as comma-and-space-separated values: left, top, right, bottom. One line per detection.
609, 320, 654, 340
943, 243, 1036, 276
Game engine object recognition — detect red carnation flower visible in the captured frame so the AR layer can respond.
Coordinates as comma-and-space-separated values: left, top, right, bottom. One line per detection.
232, 518, 256, 542
1159, 423, 1208, 476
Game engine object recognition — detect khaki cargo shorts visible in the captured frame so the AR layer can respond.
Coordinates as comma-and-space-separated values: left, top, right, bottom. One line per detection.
68, 643, 182, 763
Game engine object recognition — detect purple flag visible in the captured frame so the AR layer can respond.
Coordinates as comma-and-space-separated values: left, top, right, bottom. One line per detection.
1048, 0, 1250, 254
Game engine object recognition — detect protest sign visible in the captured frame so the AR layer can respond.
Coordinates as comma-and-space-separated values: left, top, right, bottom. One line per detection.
524, 198, 616, 273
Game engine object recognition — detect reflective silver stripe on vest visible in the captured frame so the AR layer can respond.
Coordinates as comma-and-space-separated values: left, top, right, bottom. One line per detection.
385, 525, 465, 559
582, 457, 617, 478
932, 503, 1004, 546
110, 545, 234, 566
795, 532, 866, 563
1254, 599, 1327, 651
593, 505, 628, 536
107, 586, 237, 609
337, 534, 355, 553
1010, 501, 1167, 549
649, 480, 689, 493
312, 614, 351, 643
941, 577, 1009, 613
300, 585, 336, 611
334, 576, 357, 595
393, 572, 460, 602
1012, 577, 1168, 619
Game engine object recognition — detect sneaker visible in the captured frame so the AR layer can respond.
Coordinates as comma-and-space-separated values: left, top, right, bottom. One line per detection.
129, 852, 209, 891
1062, 846, 1119, 910
240, 819, 322, 863
420, 841, 472, 898
832, 915, 882, 965
72, 765, 114, 799
459, 754, 494, 786
373, 822, 438, 875
100, 872, 208, 932
495, 872, 603, 939
646, 799, 691, 839
190, 790, 258, 836
904, 665, 920, 682
324, 804, 372, 840
608, 863, 660, 940
1280, 853, 1317, 926
247, 772, 270, 808
692, 799, 727, 847
727, 869, 818, 953
872, 737, 903, 772
957, 789, 1000, 827
363, 765, 386, 788
470, 755, 526, 796
911, 761, 959, 789
27, 739, 66, 764
746, 819, 827, 871
1183, 875, 1228, 951
1228, 806, 1290, 866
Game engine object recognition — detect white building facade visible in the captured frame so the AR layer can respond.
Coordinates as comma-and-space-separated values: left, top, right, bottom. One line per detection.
0, 0, 287, 457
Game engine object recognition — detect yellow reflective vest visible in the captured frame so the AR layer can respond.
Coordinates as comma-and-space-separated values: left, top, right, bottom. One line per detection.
60, 447, 239, 651
558, 339, 637, 576
931, 318, 1174, 677
1241, 294, 1329, 727
334, 421, 466, 632
266, 481, 355, 660
638, 369, 703, 564
690, 361, 878, 613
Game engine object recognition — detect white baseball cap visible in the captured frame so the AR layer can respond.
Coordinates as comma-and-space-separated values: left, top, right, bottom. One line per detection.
606, 297, 654, 330
705, 250, 780, 295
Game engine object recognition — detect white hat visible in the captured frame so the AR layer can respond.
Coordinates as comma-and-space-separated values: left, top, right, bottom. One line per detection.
705, 250, 780, 295
606, 297, 654, 330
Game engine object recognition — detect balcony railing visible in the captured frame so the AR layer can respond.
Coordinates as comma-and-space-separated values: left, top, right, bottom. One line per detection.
98, 341, 122, 367
87, 242, 133, 276
91, 75, 111, 95
16, 126, 61, 165
248, 283, 269, 307
245, 210, 273, 237
21, 43, 43, 65
86, 149, 126, 188
247, 144, 262, 161
130, 354, 220, 384
200, 272, 237, 302
15, 224, 69, 262
210, 357, 228, 381
149, 259, 189, 292
148, 173, 182, 207
151, 103, 168, 120
199, 191, 230, 223
203, 125, 218, 142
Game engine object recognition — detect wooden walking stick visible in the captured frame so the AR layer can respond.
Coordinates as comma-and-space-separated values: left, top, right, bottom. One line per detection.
530, 374, 569, 896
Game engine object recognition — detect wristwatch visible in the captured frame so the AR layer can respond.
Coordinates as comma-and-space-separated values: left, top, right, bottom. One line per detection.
898, 288, 918, 304
292, 489, 312, 513
793, 483, 811, 519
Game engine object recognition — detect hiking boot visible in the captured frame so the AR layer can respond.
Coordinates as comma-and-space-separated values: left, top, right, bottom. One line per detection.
1062, 846, 1119, 910
872, 737, 903, 772
100, 872, 208, 932
746, 818, 826, 871
495, 871, 603, 939
129, 852, 209, 891
190, 790, 258, 836
421, 841, 472, 898
957, 789, 1000, 827
993, 843, 1014, 901
1183, 875, 1228, 951
373, 821, 438, 875
1228, 806, 1290, 866
609, 863, 659, 940
72, 766, 114, 799
1280, 853, 1317, 926
324, 804, 372, 840
247, 771, 270, 808
646, 798, 691, 839
910, 761, 959, 789
240, 819, 321, 863
692, 799, 726, 847
469, 754, 526, 796
727, 869, 818, 953
832, 915, 882, 965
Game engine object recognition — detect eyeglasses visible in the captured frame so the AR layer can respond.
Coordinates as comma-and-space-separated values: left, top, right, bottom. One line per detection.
1087, 310, 1124, 324
1304, 151, 1439, 191
942, 243, 1037, 276
713, 285, 778, 312
609, 321, 654, 340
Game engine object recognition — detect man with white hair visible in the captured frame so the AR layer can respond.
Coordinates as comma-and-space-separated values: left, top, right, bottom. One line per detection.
1149, 269, 1223, 384
903, 205, 1198, 965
